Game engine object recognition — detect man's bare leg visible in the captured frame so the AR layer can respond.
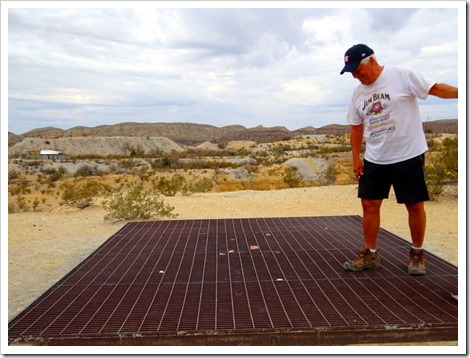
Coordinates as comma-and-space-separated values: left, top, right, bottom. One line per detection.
405, 201, 426, 248
406, 201, 427, 275
343, 199, 383, 271
361, 199, 383, 250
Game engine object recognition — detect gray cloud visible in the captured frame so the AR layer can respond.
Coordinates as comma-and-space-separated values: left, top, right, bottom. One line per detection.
6, 5, 460, 135
366, 8, 418, 33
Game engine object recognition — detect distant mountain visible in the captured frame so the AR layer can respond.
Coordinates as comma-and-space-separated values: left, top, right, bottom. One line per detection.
8, 119, 457, 147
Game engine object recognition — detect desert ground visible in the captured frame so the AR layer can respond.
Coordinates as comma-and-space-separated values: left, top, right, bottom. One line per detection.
7, 183, 460, 346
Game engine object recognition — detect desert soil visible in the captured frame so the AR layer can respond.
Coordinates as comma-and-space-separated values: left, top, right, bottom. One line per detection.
7, 184, 460, 345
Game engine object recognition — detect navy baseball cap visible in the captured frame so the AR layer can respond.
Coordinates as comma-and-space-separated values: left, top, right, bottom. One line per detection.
340, 44, 374, 75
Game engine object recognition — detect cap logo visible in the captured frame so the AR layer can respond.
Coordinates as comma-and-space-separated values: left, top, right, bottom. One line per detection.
361, 53, 366, 57
344, 55, 349, 63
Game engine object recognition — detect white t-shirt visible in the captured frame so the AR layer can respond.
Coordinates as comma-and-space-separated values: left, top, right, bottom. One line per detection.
347, 65, 436, 164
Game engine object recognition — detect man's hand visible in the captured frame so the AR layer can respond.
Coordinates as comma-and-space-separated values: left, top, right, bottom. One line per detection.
353, 160, 364, 181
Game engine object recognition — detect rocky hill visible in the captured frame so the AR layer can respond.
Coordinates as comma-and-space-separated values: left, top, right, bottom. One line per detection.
9, 137, 184, 157
8, 119, 457, 148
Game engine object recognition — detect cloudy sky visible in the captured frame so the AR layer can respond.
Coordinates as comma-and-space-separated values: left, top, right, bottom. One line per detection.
4, 2, 462, 135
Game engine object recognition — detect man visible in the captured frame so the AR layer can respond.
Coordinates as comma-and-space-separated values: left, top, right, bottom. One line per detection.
340, 44, 458, 275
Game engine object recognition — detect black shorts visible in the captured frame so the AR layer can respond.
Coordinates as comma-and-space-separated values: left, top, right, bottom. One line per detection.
358, 154, 430, 204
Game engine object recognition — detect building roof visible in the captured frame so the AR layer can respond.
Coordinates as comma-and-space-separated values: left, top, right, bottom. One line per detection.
40, 150, 63, 155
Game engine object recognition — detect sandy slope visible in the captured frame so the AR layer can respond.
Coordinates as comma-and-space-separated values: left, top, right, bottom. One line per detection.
7, 184, 460, 345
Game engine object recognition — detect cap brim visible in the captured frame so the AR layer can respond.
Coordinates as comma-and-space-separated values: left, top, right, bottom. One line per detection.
340, 62, 360, 75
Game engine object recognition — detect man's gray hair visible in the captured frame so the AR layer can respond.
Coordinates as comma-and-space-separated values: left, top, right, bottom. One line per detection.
361, 54, 376, 65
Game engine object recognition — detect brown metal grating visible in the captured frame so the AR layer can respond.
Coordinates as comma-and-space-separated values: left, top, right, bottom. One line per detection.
9, 215, 458, 345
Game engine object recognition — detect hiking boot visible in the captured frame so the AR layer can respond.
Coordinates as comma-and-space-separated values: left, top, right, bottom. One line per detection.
343, 248, 381, 272
408, 248, 426, 275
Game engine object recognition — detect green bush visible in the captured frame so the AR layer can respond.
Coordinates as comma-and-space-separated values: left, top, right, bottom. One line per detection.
426, 136, 458, 200
74, 165, 99, 177
188, 178, 214, 193
322, 161, 338, 185
8, 203, 16, 213
60, 180, 105, 209
9, 179, 32, 196
15, 195, 29, 211
153, 174, 187, 196
8, 170, 21, 181
102, 185, 176, 222
32, 198, 41, 211
42, 166, 67, 182
283, 167, 302, 188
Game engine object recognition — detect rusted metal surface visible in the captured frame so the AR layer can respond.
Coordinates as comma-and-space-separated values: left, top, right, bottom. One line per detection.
9, 216, 458, 345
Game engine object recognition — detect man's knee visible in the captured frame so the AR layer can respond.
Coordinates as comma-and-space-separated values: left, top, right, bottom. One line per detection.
361, 199, 382, 213
405, 201, 425, 215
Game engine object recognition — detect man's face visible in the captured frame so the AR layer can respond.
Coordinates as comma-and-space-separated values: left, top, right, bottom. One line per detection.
351, 59, 374, 85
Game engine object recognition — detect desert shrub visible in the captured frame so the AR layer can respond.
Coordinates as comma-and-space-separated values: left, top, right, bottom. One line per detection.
32, 198, 41, 211
153, 174, 187, 196
102, 185, 176, 222
8, 203, 16, 213
119, 159, 138, 171
42, 166, 67, 182
440, 137, 458, 180
157, 157, 173, 169
15, 195, 29, 211
272, 145, 287, 158
426, 138, 438, 151
182, 177, 214, 195
125, 144, 144, 157
322, 161, 337, 185
8, 170, 21, 181
74, 165, 99, 177
316, 144, 350, 157
425, 136, 458, 200
9, 179, 32, 196
193, 177, 214, 193
150, 152, 183, 170
150, 159, 163, 170
60, 179, 105, 209
283, 167, 302, 188
137, 167, 151, 182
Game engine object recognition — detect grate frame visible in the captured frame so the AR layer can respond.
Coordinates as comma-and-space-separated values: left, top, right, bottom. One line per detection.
9, 215, 458, 346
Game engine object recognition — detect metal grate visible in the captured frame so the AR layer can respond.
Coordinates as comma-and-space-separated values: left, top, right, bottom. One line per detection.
9, 216, 458, 345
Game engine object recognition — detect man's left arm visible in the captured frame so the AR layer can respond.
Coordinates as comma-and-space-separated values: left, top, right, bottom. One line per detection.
429, 83, 458, 98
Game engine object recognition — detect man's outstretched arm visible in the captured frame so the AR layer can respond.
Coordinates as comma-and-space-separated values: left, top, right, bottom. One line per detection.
429, 83, 458, 98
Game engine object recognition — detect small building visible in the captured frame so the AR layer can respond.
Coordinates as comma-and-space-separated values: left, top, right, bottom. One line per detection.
40, 149, 63, 160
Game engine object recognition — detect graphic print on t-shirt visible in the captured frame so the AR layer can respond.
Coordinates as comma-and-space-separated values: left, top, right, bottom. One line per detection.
362, 92, 395, 138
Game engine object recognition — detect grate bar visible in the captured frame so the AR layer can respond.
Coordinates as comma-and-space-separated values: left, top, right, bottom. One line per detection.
235, 219, 275, 329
